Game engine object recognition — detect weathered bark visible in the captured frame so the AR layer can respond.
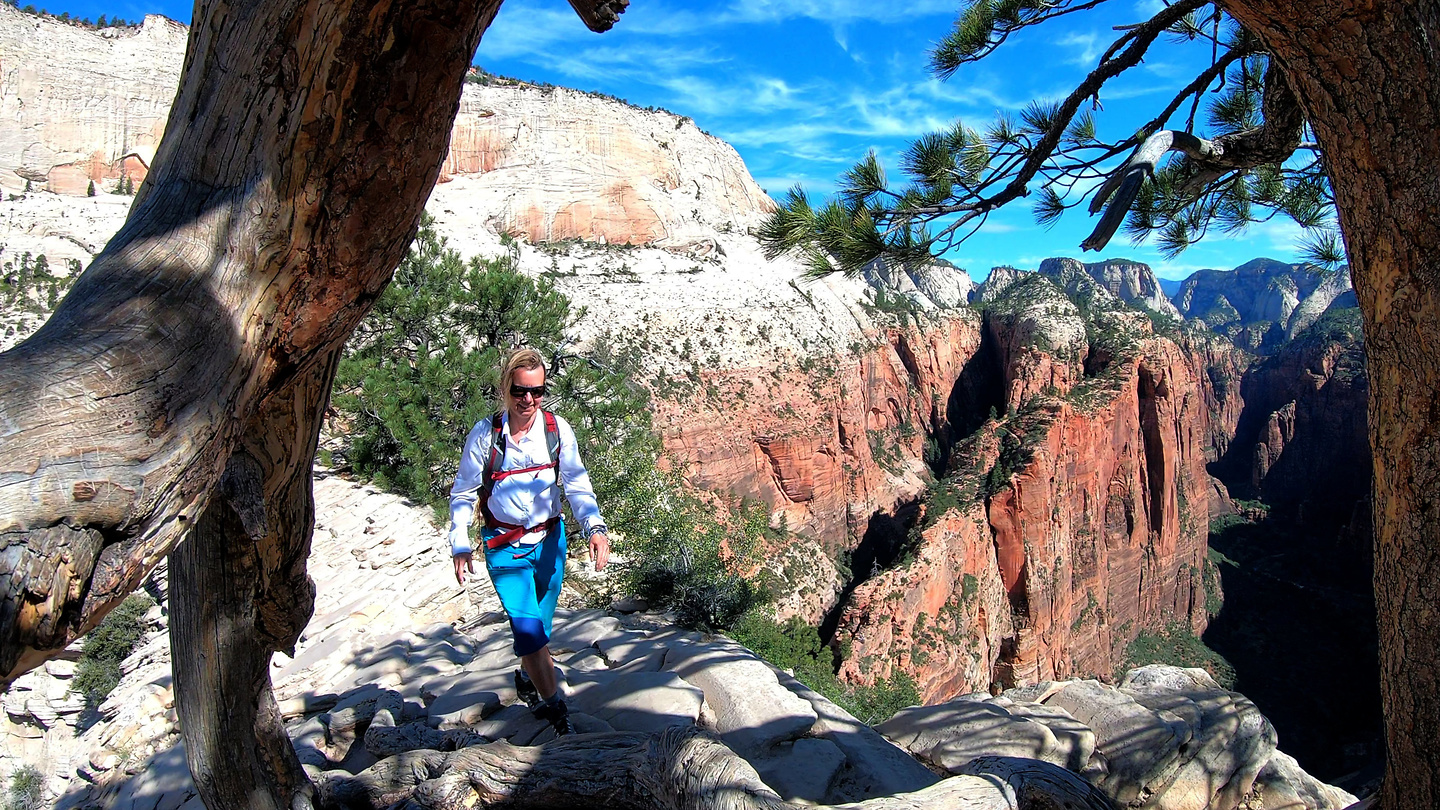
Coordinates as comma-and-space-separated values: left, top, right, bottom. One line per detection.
169, 354, 336, 810
1217, 1, 1440, 807
312, 726, 1113, 810
0, 0, 507, 682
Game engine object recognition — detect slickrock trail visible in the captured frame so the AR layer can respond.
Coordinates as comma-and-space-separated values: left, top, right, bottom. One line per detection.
2, 472, 1354, 810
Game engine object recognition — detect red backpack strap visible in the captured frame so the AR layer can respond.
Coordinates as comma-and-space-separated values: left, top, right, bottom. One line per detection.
543, 410, 561, 469
478, 412, 505, 526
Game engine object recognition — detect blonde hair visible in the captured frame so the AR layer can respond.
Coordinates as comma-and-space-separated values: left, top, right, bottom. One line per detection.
499, 347, 546, 410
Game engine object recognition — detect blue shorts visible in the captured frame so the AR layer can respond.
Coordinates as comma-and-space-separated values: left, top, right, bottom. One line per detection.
482, 521, 566, 657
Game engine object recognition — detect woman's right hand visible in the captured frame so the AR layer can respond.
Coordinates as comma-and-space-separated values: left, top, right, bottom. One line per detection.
453, 552, 475, 585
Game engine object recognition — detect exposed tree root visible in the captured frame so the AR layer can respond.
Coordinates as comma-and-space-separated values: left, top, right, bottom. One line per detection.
312, 726, 1115, 810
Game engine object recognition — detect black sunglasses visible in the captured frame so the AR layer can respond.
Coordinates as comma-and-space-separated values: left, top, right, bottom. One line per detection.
510, 384, 548, 399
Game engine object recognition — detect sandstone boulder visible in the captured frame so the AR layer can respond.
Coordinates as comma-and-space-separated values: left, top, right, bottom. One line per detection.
567, 670, 704, 733
1251, 751, 1359, 810
662, 636, 817, 755
877, 696, 1087, 772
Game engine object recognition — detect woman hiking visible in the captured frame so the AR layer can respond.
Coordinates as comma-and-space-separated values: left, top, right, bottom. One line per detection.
448, 347, 611, 736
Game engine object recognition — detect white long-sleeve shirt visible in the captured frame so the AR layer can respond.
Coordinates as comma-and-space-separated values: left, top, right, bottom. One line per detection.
447, 411, 606, 555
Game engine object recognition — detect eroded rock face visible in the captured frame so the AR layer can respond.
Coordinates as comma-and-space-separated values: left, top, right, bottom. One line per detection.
441, 80, 774, 246
879, 666, 1355, 810
1039, 257, 1182, 319
0, 9, 185, 193
1213, 307, 1368, 524
651, 311, 985, 621
1184, 332, 1250, 464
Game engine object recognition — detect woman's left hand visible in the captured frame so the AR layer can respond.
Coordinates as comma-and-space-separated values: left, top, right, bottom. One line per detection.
589, 532, 611, 571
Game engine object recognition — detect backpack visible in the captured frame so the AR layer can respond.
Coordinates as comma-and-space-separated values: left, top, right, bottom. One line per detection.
477, 410, 562, 548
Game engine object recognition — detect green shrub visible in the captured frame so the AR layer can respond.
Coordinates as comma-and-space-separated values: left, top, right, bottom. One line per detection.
729, 613, 919, 725
4, 765, 44, 810
71, 595, 154, 709
1120, 621, 1236, 688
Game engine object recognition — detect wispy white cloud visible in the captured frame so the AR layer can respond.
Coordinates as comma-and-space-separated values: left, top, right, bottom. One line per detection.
1143, 60, 1191, 80
1055, 31, 1103, 67
477, 3, 595, 61
1152, 261, 1221, 279
482, 0, 958, 54
1252, 219, 1311, 252
981, 222, 1023, 234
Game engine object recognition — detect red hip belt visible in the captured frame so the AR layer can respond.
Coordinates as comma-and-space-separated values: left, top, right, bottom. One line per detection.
484, 515, 561, 550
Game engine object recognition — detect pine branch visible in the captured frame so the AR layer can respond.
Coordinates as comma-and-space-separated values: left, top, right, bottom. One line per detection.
930, 0, 1112, 78
1082, 58, 1305, 251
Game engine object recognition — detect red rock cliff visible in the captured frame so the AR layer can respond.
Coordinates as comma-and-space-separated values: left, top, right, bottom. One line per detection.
652, 313, 984, 621
829, 304, 1214, 701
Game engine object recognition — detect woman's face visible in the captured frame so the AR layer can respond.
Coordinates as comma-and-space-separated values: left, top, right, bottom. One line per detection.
508, 365, 546, 422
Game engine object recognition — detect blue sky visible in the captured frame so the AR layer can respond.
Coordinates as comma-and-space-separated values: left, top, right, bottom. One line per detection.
39, 0, 1311, 281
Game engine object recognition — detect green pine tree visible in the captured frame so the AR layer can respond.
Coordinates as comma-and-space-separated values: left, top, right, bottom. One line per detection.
87, 179, 95, 197
22, 179, 31, 194
96, 14, 106, 26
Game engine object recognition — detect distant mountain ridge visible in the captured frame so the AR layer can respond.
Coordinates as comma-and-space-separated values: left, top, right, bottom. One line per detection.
1171, 258, 1353, 352
972, 255, 1356, 357
1037, 256, 1181, 319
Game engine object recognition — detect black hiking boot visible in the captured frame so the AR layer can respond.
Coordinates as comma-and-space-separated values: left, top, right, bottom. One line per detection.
533, 698, 574, 736
514, 669, 540, 708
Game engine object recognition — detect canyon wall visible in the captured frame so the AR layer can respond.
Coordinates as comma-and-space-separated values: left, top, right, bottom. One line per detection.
651, 312, 984, 620
442, 78, 774, 246
833, 277, 1215, 702
1223, 308, 1369, 520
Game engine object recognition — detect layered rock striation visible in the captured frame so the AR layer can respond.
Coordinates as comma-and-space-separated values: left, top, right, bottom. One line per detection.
442, 77, 774, 246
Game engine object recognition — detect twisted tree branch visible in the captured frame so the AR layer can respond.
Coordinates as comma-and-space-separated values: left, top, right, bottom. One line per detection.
312, 726, 1116, 810
1082, 59, 1305, 251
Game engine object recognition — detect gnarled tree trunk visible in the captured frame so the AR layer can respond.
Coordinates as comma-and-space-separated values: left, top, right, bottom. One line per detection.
169, 355, 337, 810
0, 0, 623, 806
1221, 2, 1440, 807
